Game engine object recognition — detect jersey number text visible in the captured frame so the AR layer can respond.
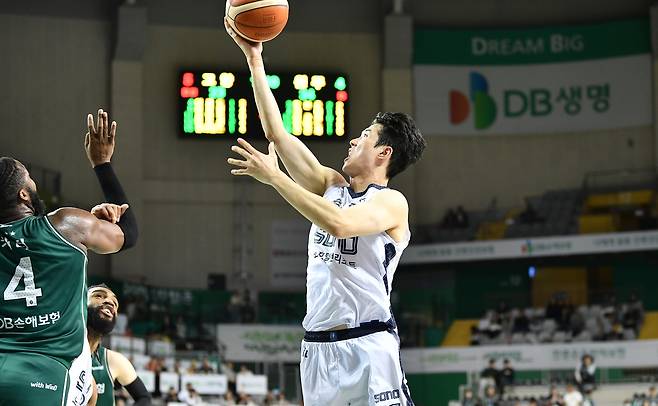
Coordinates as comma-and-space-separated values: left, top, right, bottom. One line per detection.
3, 257, 43, 307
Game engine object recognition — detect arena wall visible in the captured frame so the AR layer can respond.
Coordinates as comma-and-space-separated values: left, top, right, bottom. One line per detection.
1, 0, 657, 289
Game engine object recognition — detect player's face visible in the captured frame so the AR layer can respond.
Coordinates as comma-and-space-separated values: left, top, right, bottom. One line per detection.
342, 123, 384, 177
87, 288, 119, 335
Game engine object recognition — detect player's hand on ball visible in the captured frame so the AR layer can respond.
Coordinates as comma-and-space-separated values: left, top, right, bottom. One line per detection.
85, 109, 116, 168
224, 17, 263, 60
91, 203, 129, 224
228, 139, 281, 185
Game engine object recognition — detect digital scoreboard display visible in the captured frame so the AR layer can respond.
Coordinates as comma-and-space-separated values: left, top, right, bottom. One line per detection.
179, 70, 349, 140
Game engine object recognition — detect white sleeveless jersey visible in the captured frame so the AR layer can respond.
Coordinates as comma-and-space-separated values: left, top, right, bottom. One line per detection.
302, 184, 410, 331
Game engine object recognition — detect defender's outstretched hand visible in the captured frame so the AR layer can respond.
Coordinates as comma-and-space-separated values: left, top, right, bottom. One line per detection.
228, 139, 281, 185
224, 17, 262, 60
85, 109, 116, 168
91, 203, 129, 224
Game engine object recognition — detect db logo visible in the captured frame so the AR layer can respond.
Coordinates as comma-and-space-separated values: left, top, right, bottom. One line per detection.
450, 72, 496, 130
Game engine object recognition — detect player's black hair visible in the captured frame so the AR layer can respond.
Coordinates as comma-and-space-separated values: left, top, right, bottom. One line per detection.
372, 112, 426, 179
0, 157, 26, 220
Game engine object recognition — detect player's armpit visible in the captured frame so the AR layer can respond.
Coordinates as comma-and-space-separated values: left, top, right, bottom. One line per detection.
329, 189, 408, 239
48, 208, 124, 254
323, 166, 350, 192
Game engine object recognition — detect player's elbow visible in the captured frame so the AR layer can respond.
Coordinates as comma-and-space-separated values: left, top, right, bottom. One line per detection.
325, 219, 354, 239
264, 123, 290, 142
116, 211, 139, 250
330, 227, 351, 239
120, 226, 138, 250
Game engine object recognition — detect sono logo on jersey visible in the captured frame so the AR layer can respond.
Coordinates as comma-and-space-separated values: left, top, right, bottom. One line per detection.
449, 71, 610, 130
374, 389, 401, 404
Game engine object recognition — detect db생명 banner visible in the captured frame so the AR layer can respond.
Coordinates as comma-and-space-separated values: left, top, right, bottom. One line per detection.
413, 19, 653, 135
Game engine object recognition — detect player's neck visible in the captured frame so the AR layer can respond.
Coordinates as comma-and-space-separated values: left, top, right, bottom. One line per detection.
349, 173, 388, 193
87, 330, 103, 353
0, 207, 33, 224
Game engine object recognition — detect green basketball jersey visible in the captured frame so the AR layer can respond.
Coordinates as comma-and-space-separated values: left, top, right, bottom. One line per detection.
92, 346, 115, 406
0, 215, 88, 367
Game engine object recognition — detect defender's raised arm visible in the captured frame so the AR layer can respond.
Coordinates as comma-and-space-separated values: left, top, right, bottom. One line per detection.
49, 109, 138, 254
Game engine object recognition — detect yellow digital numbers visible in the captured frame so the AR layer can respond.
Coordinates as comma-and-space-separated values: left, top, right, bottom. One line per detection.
181, 71, 347, 139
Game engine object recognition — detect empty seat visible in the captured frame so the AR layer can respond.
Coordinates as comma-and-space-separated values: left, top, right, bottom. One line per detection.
585, 318, 600, 337
552, 331, 570, 343
573, 331, 592, 342
538, 330, 553, 343
542, 319, 557, 333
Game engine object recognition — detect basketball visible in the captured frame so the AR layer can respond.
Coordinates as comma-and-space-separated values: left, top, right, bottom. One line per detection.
225, 0, 289, 42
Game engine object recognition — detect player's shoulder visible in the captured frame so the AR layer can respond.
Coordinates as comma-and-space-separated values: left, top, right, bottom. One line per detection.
48, 207, 94, 224
373, 187, 408, 205
47, 207, 96, 236
107, 348, 136, 374
106, 348, 130, 363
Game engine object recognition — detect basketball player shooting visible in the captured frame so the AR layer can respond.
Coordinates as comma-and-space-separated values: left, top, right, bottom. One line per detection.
225, 19, 426, 406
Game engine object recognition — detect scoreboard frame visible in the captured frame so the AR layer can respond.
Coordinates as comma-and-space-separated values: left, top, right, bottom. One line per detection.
178, 69, 350, 141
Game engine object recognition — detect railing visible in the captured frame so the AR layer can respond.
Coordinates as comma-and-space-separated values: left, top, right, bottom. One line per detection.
583, 167, 658, 193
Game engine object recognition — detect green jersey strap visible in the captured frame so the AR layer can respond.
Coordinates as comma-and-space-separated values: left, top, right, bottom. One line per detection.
92, 346, 115, 406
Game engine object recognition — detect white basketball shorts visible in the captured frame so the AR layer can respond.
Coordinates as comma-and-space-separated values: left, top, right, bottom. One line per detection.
65, 336, 93, 406
300, 328, 414, 406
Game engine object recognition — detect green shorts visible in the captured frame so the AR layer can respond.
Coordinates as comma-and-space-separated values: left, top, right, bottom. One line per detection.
0, 351, 70, 406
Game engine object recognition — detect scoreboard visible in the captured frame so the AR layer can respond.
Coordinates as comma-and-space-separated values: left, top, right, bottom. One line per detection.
179, 70, 349, 140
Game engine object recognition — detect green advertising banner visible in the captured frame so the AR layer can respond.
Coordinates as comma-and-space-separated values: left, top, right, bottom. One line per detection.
415, 19, 650, 65
413, 19, 653, 135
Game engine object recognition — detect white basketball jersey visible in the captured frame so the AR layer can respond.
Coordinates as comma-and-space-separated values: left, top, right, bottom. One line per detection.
302, 184, 410, 331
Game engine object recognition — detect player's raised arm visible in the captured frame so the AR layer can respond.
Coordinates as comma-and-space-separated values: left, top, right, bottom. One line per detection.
224, 19, 346, 195
51, 110, 138, 254
228, 139, 407, 238
85, 109, 138, 248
